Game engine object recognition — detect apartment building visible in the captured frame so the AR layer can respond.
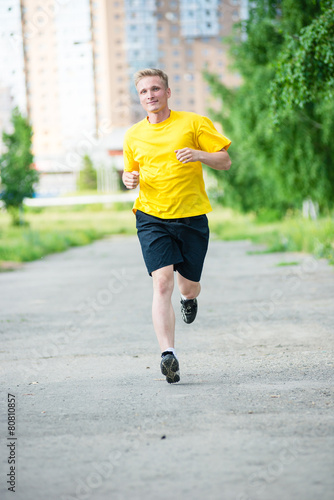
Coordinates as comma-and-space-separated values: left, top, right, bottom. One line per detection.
102, 0, 246, 123
0, 1, 26, 152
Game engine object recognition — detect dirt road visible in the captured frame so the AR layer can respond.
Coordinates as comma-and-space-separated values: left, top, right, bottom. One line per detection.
1, 235, 333, 500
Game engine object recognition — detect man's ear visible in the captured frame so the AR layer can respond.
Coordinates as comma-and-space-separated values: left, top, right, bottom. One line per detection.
167, 87, 171, 98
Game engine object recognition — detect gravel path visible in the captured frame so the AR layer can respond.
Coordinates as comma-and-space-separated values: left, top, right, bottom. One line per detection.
1, 235, 333, 500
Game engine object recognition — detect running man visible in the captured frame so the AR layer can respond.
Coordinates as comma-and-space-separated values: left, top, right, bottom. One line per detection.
122, 68, 231, 384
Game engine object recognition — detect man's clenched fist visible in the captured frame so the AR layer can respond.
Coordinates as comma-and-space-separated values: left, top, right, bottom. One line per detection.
122, 171, 140, 189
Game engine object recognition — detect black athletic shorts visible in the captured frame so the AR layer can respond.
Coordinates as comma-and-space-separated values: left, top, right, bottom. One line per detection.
135, 210, 209, 282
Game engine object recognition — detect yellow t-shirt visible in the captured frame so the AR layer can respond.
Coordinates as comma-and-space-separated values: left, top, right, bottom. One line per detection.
123, 110, 231, 219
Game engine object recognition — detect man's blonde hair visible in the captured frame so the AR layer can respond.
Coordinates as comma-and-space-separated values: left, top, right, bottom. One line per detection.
134, 68, 169, 89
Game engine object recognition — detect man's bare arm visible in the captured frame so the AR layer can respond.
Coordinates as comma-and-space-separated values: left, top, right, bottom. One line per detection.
175, 148, 231, 171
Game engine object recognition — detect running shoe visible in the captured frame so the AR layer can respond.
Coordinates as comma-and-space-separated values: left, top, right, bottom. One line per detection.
160, 352, 180, 384
180, 297, 198, 324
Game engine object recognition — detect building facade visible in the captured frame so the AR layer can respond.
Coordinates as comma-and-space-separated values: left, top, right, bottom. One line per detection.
101, 0, 247, 123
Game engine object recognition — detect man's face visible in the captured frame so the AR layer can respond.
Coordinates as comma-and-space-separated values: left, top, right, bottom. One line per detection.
136, 76, 171, 114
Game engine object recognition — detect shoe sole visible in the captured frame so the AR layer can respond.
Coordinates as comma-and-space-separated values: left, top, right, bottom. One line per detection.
160, 355, 180, 384
181, 312, 197, 324
181, 299, 198, 324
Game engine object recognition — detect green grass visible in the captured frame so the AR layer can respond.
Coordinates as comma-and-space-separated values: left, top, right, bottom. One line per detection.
0, 205, 333, 266
276, 261, 300, 267
0, 204, 136, 263
208, 208, 334, 265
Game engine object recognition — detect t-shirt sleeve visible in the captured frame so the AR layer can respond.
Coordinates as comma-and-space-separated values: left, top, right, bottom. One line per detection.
196, 116, 231, 153
123, 130, 140, 172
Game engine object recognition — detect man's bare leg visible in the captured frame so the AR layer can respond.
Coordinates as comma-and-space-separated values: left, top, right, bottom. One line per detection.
177, 272, 201, 299
152, 265, 175, 352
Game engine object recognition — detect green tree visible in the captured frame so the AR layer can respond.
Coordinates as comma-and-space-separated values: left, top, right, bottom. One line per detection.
77, 154, 97, 191
0, 107, 39, 225
204, 0, 334, 218
270, 0, 334, 119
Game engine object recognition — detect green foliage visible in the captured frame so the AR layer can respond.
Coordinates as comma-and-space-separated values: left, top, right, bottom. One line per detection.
208, 208, 334, 265
270, 1, 334, 118
0, 107, 39, 225
204, 0, 334, 216
77, 154, 97, 191
0, 205, 136, 263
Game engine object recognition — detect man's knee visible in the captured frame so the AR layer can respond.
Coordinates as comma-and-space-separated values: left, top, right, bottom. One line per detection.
152, 267, 174, 296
